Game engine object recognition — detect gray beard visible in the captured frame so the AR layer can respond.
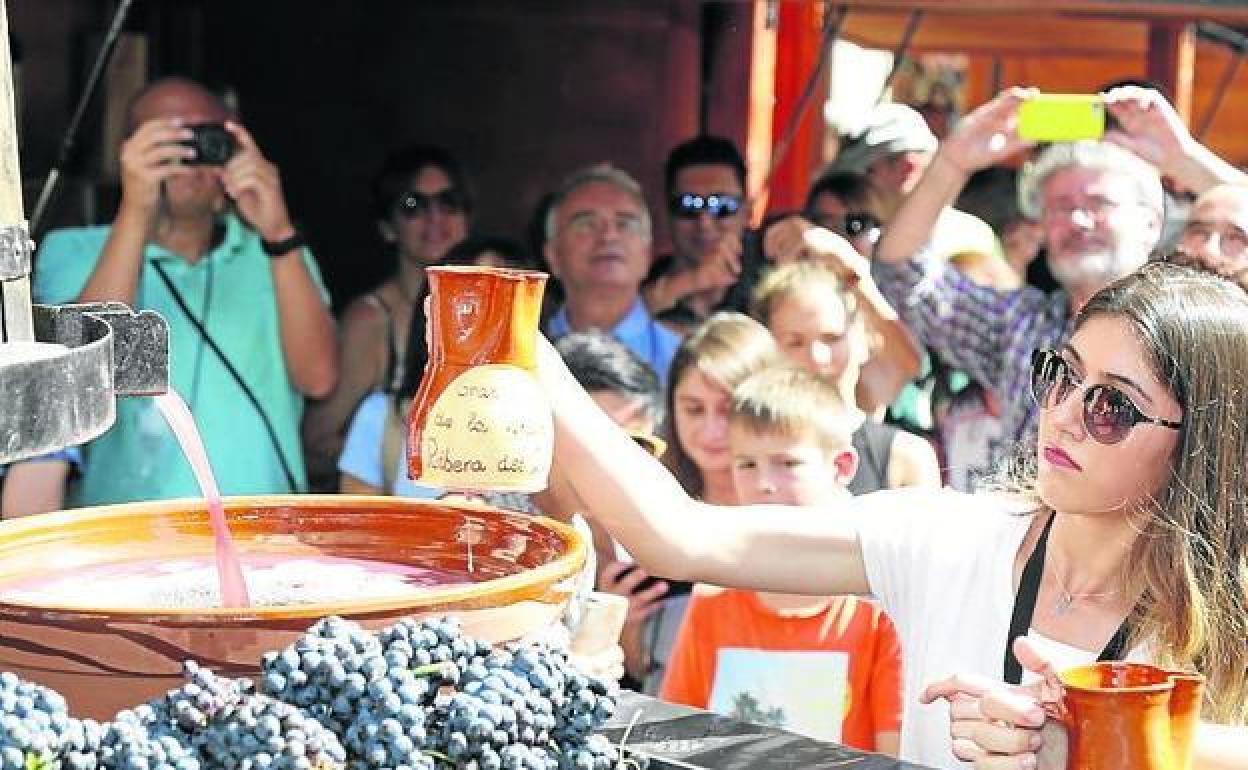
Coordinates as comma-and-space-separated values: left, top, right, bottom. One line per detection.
1048, 249, 1147, 296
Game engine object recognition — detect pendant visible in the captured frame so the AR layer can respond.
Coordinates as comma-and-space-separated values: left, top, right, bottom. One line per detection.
1055, 592, 1074, 616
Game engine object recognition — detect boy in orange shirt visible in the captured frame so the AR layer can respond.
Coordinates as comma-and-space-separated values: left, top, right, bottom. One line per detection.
660, 366, 903, 755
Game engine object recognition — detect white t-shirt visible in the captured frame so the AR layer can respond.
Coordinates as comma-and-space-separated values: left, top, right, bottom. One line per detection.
851, 488, 1144, 769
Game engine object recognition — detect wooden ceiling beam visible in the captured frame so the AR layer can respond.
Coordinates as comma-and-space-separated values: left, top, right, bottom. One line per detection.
837, 1, 1248, 24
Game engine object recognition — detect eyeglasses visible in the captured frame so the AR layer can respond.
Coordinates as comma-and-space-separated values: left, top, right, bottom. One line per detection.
1180, 220, 1248, 260
1029, 349, 1181, 445
812, 211, 880, 240
670, 192, 742, 220
394, 188, 466, 219
565, 211, 647, 238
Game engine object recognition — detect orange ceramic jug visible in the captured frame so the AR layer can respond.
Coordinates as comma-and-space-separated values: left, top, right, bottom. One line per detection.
1052, 662, 1204, 770
407, 266, 552, 493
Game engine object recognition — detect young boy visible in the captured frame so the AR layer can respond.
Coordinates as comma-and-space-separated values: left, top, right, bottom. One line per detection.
660, 366, 903, 755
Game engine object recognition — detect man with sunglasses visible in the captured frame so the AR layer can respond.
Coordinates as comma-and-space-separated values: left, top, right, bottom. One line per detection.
643, 136, 753, 333
33, 76, 337, 506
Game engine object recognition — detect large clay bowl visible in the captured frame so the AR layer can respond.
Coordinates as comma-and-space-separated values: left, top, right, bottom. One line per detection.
0, 495, 585, 718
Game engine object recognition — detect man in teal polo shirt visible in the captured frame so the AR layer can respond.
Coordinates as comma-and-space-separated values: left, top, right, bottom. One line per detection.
33, 76, 337, 506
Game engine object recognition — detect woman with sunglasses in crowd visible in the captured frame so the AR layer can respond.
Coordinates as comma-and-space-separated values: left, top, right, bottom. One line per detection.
525, 259, 1247, 769
303, 144, 472, 490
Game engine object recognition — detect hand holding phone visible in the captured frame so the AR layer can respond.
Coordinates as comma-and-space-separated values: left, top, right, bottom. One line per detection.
1017, 94, 1106, 142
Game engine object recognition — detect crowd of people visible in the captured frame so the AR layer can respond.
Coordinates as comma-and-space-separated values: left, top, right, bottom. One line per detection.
2, 71, 1248, 769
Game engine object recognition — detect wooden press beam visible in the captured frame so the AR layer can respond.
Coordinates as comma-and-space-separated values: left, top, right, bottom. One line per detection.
1147, 21, 1195, 124
0, 0, 34, 342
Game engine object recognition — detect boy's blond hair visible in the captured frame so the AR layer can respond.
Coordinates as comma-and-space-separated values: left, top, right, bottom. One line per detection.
729, 366, 855, 454
750, 261, 860, 328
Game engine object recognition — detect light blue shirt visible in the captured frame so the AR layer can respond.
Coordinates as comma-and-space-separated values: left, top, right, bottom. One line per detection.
545, 297, 681, 385
33, 213, 329, 505
339, 392, 442, 498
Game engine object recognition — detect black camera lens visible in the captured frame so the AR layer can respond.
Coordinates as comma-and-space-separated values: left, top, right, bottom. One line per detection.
182, 123, 237, 166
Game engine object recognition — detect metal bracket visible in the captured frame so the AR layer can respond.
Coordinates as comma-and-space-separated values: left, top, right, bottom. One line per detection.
0, 303, 169, 464
0, 221, 32, 281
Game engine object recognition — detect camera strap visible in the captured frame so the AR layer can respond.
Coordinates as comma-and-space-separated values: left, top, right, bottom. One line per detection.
152, 261, 298, 493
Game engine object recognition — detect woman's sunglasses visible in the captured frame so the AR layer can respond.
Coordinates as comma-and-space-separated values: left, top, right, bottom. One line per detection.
669, 193, 742, 220
395, 188, 466, 219
1030, 349, 1181, 445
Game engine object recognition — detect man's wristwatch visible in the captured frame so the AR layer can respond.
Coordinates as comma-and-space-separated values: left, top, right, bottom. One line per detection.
261, 230, 306, 257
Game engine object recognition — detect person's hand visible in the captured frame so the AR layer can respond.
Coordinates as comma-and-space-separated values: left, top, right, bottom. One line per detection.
763, 216, 871, 285
599, 561, 668, 627
1102, 86, 1193, 180
938, 87, 1037, 176
920, 637, 1069, 769
117, 118, 195, 215
688, 232, 743, 293
220, 121, 295, 242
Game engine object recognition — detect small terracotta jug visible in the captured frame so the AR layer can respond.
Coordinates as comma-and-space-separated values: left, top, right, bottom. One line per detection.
407, 266, 552, 493
1052, 662, 1204, 770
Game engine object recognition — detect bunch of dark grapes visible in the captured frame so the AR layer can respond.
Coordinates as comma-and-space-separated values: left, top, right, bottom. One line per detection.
413, 635, 623, 770
97, 715, 198, 770
194, 686, 348, 770
258, 616, 386, 734
0, 670, 101, 770
103, 661, 346, 770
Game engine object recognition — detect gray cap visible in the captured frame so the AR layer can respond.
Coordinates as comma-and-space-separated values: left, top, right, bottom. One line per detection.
830, 103, 938, 174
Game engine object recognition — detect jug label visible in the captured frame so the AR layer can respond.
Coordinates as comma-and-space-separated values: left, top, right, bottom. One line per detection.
418, 364, 554, 492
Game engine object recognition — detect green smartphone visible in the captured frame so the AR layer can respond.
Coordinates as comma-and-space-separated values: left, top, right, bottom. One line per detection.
1017, 94, 1106, 142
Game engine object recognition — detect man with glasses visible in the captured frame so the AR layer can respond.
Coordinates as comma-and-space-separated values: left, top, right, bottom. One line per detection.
33, 76, 337, 506
1168, 183, 1248, 289
544, 164, 682, 384
643, 136, 752, 333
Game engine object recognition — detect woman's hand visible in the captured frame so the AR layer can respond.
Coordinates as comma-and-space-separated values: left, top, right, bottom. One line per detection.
920, 637, 1069, 769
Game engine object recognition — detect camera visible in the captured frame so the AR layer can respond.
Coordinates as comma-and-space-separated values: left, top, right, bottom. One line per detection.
181, 123, 237, 166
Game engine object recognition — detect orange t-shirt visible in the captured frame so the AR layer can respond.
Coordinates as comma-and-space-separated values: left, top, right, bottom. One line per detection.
659, 585, 903, 752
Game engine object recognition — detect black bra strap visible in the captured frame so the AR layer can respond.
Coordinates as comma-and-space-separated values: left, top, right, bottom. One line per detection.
1004, 513, 1130, 684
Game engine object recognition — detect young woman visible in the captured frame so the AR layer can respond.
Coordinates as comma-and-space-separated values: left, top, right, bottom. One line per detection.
533, 261, 1248, 769
751, 262, 940, 493
304, 145, 472, 490
601, 312, 779, 694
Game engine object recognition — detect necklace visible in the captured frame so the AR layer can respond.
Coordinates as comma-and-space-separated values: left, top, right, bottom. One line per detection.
1052, 580, 1119, 616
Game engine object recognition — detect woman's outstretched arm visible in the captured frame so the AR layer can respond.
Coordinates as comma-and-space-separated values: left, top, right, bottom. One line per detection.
536, 336, 872, 597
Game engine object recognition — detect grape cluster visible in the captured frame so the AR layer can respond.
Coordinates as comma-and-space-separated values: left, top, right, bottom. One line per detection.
102, 661, 346, 770
0, 614, 636, 770
0, 670, 101, 770
259, 616, 385, 734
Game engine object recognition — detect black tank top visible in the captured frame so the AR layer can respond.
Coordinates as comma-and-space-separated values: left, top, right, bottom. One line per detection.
848, 420, 898, 495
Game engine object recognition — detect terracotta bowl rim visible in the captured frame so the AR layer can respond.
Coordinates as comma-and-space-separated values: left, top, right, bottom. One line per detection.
0, 494, 585, 621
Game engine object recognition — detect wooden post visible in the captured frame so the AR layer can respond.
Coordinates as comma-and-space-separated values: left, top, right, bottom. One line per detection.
765, 0, 827, 214
1146, 21, 1194, 125
0, 0, 33, 342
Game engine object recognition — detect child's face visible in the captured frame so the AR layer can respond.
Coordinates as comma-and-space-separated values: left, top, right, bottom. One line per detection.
728, 423, 852, 507
767, 290, 860, 382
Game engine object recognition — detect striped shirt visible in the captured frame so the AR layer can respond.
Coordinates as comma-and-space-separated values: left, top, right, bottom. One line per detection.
877, 256, 1074, 467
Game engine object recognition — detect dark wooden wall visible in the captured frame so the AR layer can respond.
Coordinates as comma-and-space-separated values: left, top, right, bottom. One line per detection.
13, 1, 746, 310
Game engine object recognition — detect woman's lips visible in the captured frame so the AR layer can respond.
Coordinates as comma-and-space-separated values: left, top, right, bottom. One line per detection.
1043, 446, 1082, 471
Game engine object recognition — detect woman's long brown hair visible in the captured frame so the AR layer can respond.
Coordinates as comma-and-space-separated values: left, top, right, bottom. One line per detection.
1076, 262, 1248, 724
